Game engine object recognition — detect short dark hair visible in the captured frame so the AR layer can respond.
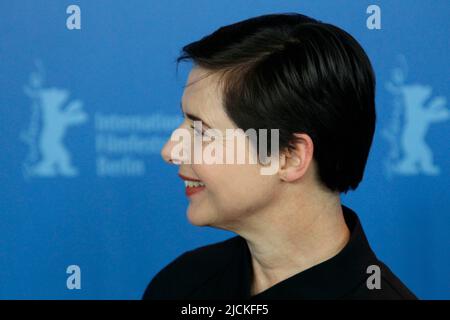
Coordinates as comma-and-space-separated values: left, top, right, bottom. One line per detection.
176, 13, 376, 194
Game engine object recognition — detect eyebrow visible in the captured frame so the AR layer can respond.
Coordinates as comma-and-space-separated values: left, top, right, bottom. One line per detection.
180, 102, 212, 128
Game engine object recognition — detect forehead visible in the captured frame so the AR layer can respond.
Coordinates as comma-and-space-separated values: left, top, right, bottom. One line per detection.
182, 67, 222, 109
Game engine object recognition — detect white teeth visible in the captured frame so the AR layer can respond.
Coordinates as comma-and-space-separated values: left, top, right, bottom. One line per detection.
184, 180, 205, 188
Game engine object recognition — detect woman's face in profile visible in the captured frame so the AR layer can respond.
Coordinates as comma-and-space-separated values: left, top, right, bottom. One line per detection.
161, 66, 282, 231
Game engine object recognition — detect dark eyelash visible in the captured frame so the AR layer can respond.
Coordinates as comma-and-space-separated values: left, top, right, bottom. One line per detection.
190, 124, 205, 135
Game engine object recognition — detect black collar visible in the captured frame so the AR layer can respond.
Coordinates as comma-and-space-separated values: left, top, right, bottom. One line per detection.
233, 205, 379, 299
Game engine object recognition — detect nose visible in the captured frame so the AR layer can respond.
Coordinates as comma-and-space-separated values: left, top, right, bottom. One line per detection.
161, 137, 180, 165
161, 123, 191, 165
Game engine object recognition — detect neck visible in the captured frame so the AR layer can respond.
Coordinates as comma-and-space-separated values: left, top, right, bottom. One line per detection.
234, 185, 350, 296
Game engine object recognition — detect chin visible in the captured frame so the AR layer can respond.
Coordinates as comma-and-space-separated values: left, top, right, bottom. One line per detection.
186, 208, 216, 227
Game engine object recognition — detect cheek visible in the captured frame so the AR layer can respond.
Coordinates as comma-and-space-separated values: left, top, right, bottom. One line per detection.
197, 163, 275, 213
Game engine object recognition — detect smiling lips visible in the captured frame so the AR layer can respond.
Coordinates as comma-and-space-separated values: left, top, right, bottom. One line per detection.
178, 173, 206, 197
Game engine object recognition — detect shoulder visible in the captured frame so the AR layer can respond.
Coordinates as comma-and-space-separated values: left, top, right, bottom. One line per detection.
142, 236, 243, 300
378, 261, 418, 299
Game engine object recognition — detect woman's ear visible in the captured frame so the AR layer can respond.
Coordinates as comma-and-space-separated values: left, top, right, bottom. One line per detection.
278, 133, 314, 182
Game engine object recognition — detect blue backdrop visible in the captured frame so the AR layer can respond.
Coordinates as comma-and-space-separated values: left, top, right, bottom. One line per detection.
0, 0, 448, 299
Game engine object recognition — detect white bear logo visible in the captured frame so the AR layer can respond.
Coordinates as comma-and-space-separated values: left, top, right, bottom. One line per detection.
383, 56, 449, 177
21, 61, 88, 178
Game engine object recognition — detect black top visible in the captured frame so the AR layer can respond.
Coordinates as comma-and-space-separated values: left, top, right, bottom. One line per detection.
143, 205, 417, 300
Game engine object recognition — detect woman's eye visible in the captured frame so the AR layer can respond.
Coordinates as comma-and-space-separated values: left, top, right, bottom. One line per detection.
190, 124, 205, 136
